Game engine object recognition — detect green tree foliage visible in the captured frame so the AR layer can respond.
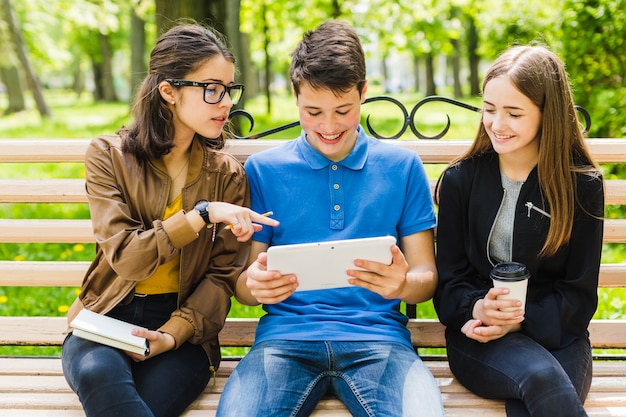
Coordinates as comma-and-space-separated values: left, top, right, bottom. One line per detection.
561, 0, 626, 138
474, 0, 561, 57
3, 0, 624, 138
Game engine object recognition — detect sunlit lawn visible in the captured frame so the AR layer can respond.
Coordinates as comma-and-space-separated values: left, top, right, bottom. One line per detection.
1, 88, 625, 357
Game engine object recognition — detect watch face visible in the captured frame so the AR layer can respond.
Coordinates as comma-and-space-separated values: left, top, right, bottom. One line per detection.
195, 200, 208, 210
194, 200, 210, 223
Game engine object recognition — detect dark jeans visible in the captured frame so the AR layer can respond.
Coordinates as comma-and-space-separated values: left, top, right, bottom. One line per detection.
445, 328, 591, 417
62, 294, 211, 417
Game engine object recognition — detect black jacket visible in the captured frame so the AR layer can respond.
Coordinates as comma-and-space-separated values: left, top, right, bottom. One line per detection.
434, 152, 604, 349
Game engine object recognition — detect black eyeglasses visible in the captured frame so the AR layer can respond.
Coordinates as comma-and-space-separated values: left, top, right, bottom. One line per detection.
166, 79, 244, 105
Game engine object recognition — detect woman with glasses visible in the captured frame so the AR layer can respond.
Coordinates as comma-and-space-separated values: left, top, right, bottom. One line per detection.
61, 23, 278, 417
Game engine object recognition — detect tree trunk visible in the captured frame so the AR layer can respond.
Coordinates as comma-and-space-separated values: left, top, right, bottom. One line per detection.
381, 55, 390, 93
0, 65, 26, 114
451, 38, 463, 98
425, 53, 437, 96
412, 55, 421, 94
156, 0, 220, 34
130, 6, 146, 105
91, 57, 104, 101
98, 33, 118, 102
72, 55, 84, 98
331, 0, 341, 17
241, 33, 258, 97
467, 16, 480, 96
1, 0, 50, 117
223, 0, 242, 98
262, 1, 271, 115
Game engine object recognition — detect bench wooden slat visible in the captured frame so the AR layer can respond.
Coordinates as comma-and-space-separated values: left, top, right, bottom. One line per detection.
4, 177, 626, 205
605, 220, 626, 243
1, 357, 625, 417
599, 264, 626, 288
3, 357, 624, 380
0, 410, 609, 417
0, 412, 418, 417
3, 218, 626, 244
606, 180, 626, 205
0, 317, 263, 347
1, 316, 624, 350
0, 317, 69, 346
1, 261, 624, 288
0, 179, 87, 203
0, 219, 93, 243
588, 320, 626, 349
0, 139, 89, 163
0, 261, 88, 286
2, 137, 625, 163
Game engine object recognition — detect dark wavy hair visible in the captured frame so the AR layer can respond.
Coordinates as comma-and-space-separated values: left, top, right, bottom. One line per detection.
119, 22, 236, 161
290, 20, 366, 97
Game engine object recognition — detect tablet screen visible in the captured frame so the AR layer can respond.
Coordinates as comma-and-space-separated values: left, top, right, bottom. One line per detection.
266, 236, 396, 292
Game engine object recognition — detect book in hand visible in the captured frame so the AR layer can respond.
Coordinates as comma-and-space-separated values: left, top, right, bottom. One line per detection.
70, 309, 150, 356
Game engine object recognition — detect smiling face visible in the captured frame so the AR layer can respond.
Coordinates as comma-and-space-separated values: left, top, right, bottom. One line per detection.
296, 82, 366, 162
482, 76, 542, 166
169, 55, 237, 142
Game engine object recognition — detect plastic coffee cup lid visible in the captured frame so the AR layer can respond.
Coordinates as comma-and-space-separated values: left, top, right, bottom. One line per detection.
490, 262, 530, 281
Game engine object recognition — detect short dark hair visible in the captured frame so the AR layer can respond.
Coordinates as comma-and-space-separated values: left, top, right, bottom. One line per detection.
290, 20, 366, 96
121, 22, 236, 160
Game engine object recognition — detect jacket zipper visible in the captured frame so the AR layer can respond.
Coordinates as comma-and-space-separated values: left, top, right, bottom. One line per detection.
525, 202, 551, 218
210, 365, 217, 386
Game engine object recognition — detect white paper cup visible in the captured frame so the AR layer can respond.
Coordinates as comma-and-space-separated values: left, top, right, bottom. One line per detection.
490, 262, 530, 311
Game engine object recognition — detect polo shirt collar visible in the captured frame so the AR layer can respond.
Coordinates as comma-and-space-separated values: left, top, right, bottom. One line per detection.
296, 126, 368, 171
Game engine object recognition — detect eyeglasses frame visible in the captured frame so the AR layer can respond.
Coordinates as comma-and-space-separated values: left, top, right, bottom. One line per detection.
165, 79, 245, 105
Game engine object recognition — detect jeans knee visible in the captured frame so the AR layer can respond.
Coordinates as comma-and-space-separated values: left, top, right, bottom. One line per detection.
522, 363, 569, 395
73, 355, 127, 391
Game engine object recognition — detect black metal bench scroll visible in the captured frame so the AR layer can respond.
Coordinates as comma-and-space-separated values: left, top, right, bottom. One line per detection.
230, 95, 591, 140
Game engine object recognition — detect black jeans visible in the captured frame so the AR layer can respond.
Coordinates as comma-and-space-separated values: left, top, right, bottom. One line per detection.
445, 328, 591, 417
62, 294, 210, 417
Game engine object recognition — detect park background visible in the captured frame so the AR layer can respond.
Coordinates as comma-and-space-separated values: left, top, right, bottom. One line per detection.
0, 0, 625, 357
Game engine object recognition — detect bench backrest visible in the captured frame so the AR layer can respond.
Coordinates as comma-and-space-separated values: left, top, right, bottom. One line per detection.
1, 137, 626, 350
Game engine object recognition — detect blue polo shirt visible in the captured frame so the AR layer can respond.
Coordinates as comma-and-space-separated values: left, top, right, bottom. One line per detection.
245, 127, 436, 347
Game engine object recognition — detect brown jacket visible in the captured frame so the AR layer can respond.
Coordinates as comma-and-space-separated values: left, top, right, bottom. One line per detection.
67, 134, 250, 369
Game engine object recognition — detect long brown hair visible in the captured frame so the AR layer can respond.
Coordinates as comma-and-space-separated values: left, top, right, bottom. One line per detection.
436, 45, 600, 257
120, 22, 236, 161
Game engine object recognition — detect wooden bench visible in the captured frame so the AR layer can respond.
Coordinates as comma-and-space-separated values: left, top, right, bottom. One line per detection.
2, 137, 626, 416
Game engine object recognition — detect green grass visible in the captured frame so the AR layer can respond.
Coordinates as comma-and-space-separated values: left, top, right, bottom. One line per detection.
1, 88, 626, 357
0, 91, 130, 138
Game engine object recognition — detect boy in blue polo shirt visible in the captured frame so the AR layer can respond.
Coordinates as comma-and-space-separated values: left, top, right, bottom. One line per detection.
217, 20, 444, 417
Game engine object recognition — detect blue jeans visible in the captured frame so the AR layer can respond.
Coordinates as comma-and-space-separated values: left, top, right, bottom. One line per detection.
62, 294, 211, 417
445, 329, 591, 417
216, 340, 444, 417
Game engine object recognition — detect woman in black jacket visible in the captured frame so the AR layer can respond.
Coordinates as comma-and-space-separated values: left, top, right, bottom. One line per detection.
434, 45, 604, 416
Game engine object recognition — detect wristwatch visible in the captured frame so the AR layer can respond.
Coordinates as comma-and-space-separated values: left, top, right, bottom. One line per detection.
194, 200, 211, 224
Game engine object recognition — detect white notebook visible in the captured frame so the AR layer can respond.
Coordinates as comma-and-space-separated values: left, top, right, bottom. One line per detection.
266, 236, 396, 292
70, 309, 150, 356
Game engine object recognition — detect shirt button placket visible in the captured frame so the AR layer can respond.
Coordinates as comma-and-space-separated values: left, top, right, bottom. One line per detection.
330, 164, 344, 230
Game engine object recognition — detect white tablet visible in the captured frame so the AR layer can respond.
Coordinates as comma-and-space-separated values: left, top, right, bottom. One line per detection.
266, 236, 396, 292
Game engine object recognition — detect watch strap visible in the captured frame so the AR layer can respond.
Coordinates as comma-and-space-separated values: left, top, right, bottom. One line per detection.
194, 200, 210, 224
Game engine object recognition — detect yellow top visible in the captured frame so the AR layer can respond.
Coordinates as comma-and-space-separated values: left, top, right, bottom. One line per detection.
135, 195, 181, 295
